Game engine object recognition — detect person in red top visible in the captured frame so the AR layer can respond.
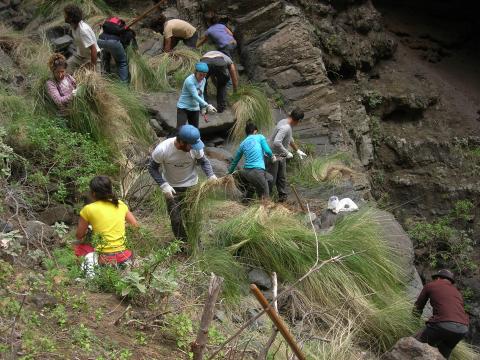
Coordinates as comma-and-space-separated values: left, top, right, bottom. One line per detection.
414, 269, 469, 359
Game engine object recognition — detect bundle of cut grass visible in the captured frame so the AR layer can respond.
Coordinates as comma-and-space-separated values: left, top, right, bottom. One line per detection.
126, 46, 171, 92
290, 151, 357, 188
230, 84, 274, 144
70, 69, 152, 150
182, 175, 240, 253
148, 46, 201, 90
210, 206, 479, 358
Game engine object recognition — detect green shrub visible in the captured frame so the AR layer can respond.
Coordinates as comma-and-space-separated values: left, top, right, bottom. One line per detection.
8, 115, 117, 199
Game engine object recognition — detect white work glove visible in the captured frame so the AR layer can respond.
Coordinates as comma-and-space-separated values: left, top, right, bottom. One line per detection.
207, 104, 217, 113
160, 182, 176, 198
72, 88, 78, 96
201, 107, 207, 115
271, 155, 278, 162
208, 174, 218, 181
286, 151, 294, 159
297, 149, 307, 160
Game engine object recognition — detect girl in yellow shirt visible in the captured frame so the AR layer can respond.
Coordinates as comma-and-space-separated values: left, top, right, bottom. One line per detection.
75, 176, 138, 268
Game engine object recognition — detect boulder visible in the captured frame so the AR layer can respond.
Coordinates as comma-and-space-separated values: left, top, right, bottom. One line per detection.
142, 92, 235, 135
208, 158, 229, 177
25, 220, 56, 245
0, 219, 13, 233
28, 291, 58, 310
248, 268, 272, 290
205, 147, 233, 162
51, 35, 73, 52
381, 337, 445, 360
38, 204, 75, 226
0, 48, 14, 72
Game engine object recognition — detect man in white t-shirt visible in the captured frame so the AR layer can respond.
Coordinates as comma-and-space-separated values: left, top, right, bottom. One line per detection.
148, 125, 216, 241
64, 4, 100, 73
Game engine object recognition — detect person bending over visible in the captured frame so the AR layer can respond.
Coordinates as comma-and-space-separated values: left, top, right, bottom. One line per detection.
229, 122, 275, 203
148, 125, 216, 242
154, 14, 198, 52
45, 53, 77, 115
414, 269, 469, 359
75, 176, 138, 277
267, 108, 307, 202
197, 13, 237, 58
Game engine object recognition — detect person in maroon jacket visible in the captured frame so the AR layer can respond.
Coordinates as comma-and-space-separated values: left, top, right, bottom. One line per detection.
414, 269, 469, 359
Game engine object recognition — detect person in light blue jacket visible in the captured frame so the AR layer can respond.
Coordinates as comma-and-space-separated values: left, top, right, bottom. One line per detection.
228, 122, 276, 202
176, 62, 217, 129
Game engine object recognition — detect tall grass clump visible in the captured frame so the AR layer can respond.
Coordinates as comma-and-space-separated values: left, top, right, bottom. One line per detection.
230, 84, 274, 144
212, 206, 423, 354
70, 70, 152, 149
126, 46, 170, 92
148, 46, 201, 90
34, 0, 110, 18
182, 176, 239, 253
289, 151, 356, 188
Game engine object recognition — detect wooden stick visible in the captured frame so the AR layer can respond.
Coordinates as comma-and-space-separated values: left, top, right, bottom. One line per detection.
127, 0, 167, 28
290, 184, 307, 213
250, 284, 306, 360
191, 273, 224, 360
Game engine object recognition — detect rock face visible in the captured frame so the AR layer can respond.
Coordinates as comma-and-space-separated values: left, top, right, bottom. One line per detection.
381, 337, 445, 360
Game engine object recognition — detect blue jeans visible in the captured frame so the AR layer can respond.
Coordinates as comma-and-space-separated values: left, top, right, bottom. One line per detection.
98, 39, 129, 82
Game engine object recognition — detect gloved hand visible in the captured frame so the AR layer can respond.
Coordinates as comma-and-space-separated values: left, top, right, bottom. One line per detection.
160, 182, 176, 198
297, 149, 307, 160
201, 107, 207, 115
208, 174, 218, 181
271, 155, 278, 162
286, 151, 294, 159
207, 104, 217, 113
72, 88, 78, 96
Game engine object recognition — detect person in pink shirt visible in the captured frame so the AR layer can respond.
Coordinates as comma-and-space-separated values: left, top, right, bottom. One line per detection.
45, 53, 77, 114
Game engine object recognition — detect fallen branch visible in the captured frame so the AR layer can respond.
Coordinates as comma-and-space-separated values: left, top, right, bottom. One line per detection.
191, 273, 224, 360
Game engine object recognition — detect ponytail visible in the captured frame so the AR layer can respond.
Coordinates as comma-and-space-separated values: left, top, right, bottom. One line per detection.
89, 176, 119, 207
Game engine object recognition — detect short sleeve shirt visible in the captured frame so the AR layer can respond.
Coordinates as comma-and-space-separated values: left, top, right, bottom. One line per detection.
79, 200, 129, 253
151, 137, 204, 187
72, 20, 100, 58
204, 24, 235, 48
163, 19, 196, 39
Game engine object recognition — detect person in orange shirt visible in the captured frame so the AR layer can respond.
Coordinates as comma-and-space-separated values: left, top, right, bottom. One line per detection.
75, 176, 138, 276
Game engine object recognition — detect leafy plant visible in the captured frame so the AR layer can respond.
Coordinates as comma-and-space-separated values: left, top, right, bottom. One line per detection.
116, 271, 146, 297
164, 313, 194, 352
52, 222, 69, 238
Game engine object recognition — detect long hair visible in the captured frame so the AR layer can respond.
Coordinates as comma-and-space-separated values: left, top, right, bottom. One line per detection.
89, 176, 119, 207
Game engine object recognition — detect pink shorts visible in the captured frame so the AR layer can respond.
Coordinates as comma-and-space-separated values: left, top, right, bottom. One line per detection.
73, 244, 132, 265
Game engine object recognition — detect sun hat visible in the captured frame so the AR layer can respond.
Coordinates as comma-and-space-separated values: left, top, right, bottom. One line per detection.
177, 125, 204, 150
195, 62, 209, 73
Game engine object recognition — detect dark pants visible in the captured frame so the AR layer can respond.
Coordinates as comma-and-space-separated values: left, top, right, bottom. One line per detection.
177, 108, 200, 128
218, 43, 237, 58
204, 65, 229, 112
416, 322, 468, 359
171, 31, 198, 49
235, 169, 270, 202
98, 39, 129, 82
165, 187, 188, 241
266, 157, 287, 201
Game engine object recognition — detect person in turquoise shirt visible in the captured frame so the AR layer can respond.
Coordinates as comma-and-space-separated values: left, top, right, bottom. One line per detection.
228, 122, 276, 202
176, 62, 217, 129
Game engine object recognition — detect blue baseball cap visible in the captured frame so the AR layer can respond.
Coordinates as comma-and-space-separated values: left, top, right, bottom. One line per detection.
177, 125, 204, 150
195, 62, 209, 73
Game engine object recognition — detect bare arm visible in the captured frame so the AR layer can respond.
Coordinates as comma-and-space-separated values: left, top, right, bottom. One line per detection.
76, 216, 89, 241
125, 211, 138, 227
89, 44, 97, 69
163, 37, 172, 52
196, 35, 208, 48
228, 63, 239, 92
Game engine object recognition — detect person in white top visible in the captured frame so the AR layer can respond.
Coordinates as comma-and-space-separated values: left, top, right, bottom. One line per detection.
64, 4, 100, 73
148, 125, 216, 242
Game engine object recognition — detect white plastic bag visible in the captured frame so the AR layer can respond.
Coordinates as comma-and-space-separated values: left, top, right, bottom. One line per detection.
81, 252, 98, 279
333, 198, 359, 214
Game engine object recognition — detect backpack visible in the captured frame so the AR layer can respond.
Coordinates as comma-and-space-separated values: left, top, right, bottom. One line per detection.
102, 17, 137, 49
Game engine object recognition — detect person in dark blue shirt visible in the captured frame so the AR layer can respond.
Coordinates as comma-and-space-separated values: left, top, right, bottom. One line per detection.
229, 122, 276, 202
